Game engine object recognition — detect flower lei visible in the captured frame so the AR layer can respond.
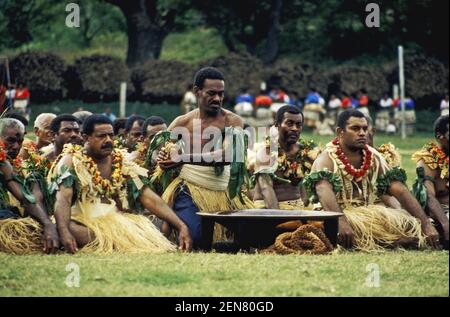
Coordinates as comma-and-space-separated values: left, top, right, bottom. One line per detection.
0, 141, 22, 170
83, 150, 126, 197
331, 138, 373, 182
0, 141, 7, 163
428, 142, 449, 181
377, 143, 401, 168
134, 141, 148, 166
23, 142, 52, 173
113, 137, 127, 150
11, 157, 23, 171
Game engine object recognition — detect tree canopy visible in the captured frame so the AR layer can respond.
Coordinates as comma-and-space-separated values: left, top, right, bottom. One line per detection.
0, 0, 448, 65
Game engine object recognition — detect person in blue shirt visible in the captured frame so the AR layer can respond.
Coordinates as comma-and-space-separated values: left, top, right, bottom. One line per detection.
405, 98, 415, 110
350, 93, 359, 108
235, 88, 254, 104
288, 91, 303, 110
305, 88, 320, 104
103, 107, 117, 121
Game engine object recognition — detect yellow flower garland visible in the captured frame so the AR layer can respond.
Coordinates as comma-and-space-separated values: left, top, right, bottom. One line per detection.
79, 150, 126, 197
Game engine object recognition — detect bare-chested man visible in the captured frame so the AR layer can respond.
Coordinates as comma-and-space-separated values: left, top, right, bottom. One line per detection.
157, 67, 253, 248
251, 105, 320, 210
50, 115, 192, 254
412, 115, 449, 249
306, 109, 439, 250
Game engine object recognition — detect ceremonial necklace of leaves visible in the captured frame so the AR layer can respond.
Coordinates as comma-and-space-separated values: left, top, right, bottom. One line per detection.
276, 139, 316, 181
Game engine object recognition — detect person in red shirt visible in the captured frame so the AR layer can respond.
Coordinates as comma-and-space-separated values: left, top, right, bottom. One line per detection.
13, 83, 31, 121
341, 92, 352, 109
255, 90, 272, 108
358, 89, 369, 107
15, 83, 30, 100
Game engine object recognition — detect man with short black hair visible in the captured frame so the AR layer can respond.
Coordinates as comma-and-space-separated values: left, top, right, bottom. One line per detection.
44, 114, 83, 163
128, 116, 168, 168
156, 67, 253, 248
124, 115, 145, 152
305, 109, 439, 250
251, 105, 320, 212
143, 116, 167, 143
113, 118, 127, 138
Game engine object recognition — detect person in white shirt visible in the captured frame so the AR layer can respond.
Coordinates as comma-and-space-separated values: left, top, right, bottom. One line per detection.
376, 93, 393, 132
440, 94, 449, 116
379, 95, 393, 108
327, 94, 342, 126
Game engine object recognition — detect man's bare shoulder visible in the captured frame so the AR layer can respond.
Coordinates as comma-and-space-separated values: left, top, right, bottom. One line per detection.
168, 111, 196, 130
224, 109, 244, 128
311, 150, 334, 172
417, 159, 438, 178
56, 154, 74, 170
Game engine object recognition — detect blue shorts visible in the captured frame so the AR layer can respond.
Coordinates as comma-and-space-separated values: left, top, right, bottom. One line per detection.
0, 209, 19, 220
173, 189, 202, 248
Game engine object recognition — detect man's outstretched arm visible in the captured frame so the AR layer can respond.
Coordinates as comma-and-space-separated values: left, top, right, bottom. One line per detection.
257, 174, 279, 209
311, 152, 355, 249
388, 181, 440, 248
418, 162, 449, 246
140, 187, 192, 251
53, 157, 79, 253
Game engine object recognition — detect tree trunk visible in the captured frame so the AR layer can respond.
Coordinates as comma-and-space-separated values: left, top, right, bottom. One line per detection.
262, 0, 282, 64
125, 11, 165, 67
106, 0, 171, 67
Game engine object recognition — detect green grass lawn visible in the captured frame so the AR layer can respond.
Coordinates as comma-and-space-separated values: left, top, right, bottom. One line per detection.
0, 251, 447, 296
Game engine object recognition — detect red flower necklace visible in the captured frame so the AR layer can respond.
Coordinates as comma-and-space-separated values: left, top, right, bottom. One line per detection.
333, 138, 373, 180
0, 141, 7, 162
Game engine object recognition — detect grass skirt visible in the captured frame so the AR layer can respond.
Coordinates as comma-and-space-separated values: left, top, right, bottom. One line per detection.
344, 204, 426, 251
0, 211, 176, 254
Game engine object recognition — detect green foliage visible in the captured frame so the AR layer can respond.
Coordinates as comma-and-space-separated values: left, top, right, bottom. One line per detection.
192, 0, 280, 60
304, 169, 343, 203
376, 167, 408, 197
0, 0, 58, 48
226, 127, 249, 203
1, 0, 447, 64
412, 166, 435, 209
11, 174, 36, 204
0, 0, 125, 51
160, 28, 228, 64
